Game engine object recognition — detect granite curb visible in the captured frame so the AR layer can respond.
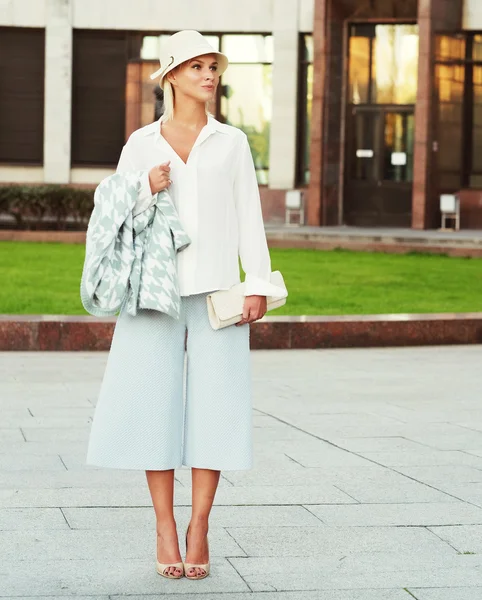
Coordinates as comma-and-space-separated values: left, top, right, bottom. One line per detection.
1, 313, 481, 351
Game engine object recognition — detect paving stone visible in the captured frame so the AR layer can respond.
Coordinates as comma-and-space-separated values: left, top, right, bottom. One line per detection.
394, 465, 482, 485
61, 505, 318, 532
306, 502, 482, 527
0, 429, 24, 442
429, 483, 482, 507
225, 525, 455, 557
407, 588, 482, 600
26, 406, 95, 418
0, 440, 93, 456
0, 415, 94, 428
21, 427, 91, 442
346, 449, 482, 468
0, 487, 154, 508
327, 436, 432, 453
191, 484, 356, 505
0, 557, 249, 596
230, 553, 482, 591
324, 468, 459, 503
428, 524, 482, 554
0, 527, 242, 562
0, 507, 69, 531
0, 453, 65, 472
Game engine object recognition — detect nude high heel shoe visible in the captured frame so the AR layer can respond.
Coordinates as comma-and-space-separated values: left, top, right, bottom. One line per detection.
184, 524, 210, 580
156, 559, 185, 579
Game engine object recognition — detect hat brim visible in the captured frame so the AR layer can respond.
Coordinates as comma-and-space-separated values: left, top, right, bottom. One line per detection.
150, 51, 228, 82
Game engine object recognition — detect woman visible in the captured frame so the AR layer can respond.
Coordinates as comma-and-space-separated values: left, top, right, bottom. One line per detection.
85, 30, 282, 581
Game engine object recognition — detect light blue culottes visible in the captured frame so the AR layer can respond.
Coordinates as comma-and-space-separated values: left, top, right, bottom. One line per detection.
85, 292, 253, 471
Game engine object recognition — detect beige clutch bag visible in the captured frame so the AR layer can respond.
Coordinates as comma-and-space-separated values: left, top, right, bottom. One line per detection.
206, 270, 288, 330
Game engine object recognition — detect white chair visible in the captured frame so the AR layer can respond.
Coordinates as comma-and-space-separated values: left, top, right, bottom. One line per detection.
285, 190, 305, 226
440, 194, 460, 231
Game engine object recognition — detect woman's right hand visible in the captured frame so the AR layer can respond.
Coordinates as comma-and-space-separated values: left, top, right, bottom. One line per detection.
148, 161, 171, 193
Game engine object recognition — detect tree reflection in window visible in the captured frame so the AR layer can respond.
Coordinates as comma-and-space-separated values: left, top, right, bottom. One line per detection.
219, 35, 273, 184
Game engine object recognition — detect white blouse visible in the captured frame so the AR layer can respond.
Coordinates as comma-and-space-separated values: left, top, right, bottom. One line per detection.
115, 114, 283, 298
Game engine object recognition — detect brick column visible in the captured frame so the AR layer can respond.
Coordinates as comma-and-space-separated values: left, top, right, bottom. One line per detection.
306, 0, 328, 226
411, 5, 433, 229
412, 0, 463, 229
306, 0, 344, 226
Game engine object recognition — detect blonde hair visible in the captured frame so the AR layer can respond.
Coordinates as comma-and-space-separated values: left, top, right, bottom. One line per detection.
160, 64, 212, 123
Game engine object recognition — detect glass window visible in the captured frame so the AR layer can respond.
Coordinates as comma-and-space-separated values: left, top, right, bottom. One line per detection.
302, 63, 313, 185
372, 25, 419, 104
304, 33, 313, 62
141, 34, 220, 60
220, 35, 273, 184
349, 36, 370, 104
220, 64, 272, 184
435, 63, 464, 181
382, 112, 414, 182
435, 34, 465, 62
348, 24, 418, 105
140, 36, 159, 60
472, 65, 482, 181
222, 34, 273, 63
474, 35, 482, 61
297, 34, 313, 186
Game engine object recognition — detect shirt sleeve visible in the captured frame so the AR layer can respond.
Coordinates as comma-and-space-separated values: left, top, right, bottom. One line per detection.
233, 132, 287, 298
116, 142, 156, 217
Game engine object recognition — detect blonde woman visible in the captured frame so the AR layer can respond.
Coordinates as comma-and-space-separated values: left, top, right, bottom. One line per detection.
86, 30, 282, 581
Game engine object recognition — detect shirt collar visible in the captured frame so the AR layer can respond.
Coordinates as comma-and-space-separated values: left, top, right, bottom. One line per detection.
142, 114, 228, 140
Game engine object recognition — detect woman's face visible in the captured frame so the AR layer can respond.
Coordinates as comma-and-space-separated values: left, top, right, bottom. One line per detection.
166, 53, 220, 103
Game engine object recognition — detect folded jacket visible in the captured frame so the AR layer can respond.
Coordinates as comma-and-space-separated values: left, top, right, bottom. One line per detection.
80, 171, 191, 319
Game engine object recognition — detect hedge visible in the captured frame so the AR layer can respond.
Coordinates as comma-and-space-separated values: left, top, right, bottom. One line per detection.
0, 184, 94, 230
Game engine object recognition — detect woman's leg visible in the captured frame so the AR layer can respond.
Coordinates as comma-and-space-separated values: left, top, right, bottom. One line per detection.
146, 469, 183, 577
185, 467, 220, 576
181, 292, 253, 575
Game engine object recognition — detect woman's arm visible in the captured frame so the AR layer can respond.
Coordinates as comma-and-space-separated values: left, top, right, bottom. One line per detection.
233, 132, 287, 298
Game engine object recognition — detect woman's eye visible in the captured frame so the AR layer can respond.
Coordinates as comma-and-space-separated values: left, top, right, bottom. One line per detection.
210, 66, 218, 71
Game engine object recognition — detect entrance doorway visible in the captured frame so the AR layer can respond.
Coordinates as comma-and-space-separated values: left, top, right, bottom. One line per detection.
345, 106, 414, 226
343, 23, 419, 226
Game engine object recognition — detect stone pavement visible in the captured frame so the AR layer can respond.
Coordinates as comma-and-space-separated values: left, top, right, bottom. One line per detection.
1, 345, 482, 599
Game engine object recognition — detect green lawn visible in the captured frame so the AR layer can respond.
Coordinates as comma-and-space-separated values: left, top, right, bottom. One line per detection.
1, 241, 481, 315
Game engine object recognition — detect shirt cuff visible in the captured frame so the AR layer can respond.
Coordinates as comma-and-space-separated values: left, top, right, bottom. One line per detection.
243, 273, 288, 298
133, 170, 157, 217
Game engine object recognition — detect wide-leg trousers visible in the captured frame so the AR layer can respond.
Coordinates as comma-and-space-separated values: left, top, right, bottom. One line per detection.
85, 291, 253, 471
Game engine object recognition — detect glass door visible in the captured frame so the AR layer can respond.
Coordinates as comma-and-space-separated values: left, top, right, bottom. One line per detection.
344, 23, 418, 226
345, 106, 414, 226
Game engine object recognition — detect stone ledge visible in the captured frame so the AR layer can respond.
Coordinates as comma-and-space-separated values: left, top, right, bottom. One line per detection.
1, 313, 481, 351
3, 228, 482, 258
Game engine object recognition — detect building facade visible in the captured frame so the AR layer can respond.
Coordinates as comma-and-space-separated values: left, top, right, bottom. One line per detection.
1, 0, 482, 228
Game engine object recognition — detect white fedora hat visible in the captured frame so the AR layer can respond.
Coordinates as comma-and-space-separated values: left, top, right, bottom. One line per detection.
149, 30, 229, 83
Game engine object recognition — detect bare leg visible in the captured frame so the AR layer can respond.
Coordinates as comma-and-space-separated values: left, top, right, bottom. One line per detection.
185, 467, 221, 577
145, 469, 183, 577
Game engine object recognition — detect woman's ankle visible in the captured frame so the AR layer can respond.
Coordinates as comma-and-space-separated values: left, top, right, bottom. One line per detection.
156, 516, 177, 533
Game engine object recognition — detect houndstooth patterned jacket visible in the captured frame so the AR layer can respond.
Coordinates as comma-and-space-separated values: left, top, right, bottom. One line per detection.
80, 172, 191, 320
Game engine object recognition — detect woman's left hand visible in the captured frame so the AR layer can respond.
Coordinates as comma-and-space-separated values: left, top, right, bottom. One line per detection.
236, 295, 268, 326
